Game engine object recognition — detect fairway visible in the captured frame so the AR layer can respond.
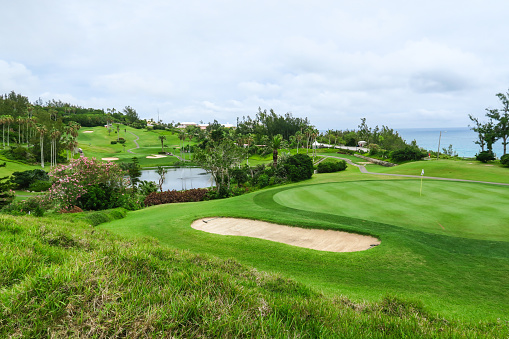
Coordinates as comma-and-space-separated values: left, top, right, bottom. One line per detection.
274, 180, 509, 241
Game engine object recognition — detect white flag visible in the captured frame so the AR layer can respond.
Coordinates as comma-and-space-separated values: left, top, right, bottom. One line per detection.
421, 169, 424, 176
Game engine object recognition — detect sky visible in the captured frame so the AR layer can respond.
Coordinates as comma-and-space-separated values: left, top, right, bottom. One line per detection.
2, 1, 509, 130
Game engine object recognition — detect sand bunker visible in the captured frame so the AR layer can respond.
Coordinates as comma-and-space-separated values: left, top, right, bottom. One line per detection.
83, 131, 94, 133
191, 217, 380, 252
102, 157, 119, 161
146, 154, 168, 159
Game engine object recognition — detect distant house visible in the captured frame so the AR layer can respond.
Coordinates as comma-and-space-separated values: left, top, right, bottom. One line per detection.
177, 122, 198, 129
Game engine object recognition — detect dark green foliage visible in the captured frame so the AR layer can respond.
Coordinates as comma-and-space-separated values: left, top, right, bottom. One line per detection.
110, 140, 117, 144
391, 146, 427, 162
28, 180, 52, 192
501, 154, 509, 166
476, 151, 496, 163
257, 173, 270, 188
230, 166, 249, 186
7, 146, 31, 161
144, 188, 209, 206
138, 180, 158, 196
316, 158, 347, 173
10, 169, 50, 190
76, 183, 119, 211
120, 157, 142, 187
284, 154, 313, 182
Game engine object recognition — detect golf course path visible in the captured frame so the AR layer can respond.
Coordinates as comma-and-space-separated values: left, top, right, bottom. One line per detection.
191, 217, 380, 252
329, 156, 509, 186
127, 131, 140, 153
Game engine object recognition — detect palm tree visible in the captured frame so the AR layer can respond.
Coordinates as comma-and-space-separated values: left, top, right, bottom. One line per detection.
304, 127, 313, 154
4, 115, 14, 147
295, 131, 303, 154
158, 135, 167, 153
50, 129, 61, 167
271, 134, 283, 167
178, 130, 186, 160
36, 124, 47, 168
245, 133, 254, 165
0, 116, 5, 148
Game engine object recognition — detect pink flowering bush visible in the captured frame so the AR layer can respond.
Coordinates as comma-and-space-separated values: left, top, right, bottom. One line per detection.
45, 157, 127, 210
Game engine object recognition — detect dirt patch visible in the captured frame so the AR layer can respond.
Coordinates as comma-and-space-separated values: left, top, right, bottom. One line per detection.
191, 217, 380, 252
101, 157, 119, 161
146, 154, 168, 159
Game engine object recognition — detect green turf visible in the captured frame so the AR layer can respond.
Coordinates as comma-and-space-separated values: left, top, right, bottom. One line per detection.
372, 158, 509, 184
273, 180, 509, 241
100, 171, 509, 321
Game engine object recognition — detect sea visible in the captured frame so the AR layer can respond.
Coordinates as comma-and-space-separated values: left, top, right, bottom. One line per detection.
397, 127, 505, 158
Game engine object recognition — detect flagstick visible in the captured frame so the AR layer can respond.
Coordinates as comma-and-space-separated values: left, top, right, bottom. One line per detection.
420, 169, 424, 196
420, 175, 423, 196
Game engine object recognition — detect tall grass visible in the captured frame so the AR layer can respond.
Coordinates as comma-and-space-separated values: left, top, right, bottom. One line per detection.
1, 214, 506, 337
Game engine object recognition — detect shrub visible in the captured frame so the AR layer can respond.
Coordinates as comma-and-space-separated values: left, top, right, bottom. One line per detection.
257, 173, 270, 188
501, 154, 509, 166
46, 157, 126, 209
28, 180, 52, 192
144, 188, 209, 207
118, 139, 126, 144
10, 169, 50, 190
391, 146, 426, 162
317, 159, 347, 173
110, 140, 118, 144
476, 151, 495, 163
284, 154, 313, 182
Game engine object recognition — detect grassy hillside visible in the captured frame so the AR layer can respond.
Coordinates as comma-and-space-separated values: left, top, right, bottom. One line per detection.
1, 213, 506, 337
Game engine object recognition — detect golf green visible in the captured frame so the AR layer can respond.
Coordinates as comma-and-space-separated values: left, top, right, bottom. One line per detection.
273, 180, 509, 241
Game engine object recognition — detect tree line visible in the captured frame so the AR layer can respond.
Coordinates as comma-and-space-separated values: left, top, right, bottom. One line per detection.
469, 89, 509, 158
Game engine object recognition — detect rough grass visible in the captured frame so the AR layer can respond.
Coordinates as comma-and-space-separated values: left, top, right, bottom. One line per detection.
1, 214, 506, 337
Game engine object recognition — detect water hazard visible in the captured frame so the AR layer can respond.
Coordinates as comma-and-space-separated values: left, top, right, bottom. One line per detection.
139, 167, 213, 191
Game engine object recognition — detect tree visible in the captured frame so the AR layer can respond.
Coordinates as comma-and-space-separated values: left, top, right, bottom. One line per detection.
194, 139, 245, 193
36, 124, 47, 168
493, 90, 509, 155
295, 131, 303, 153
158, 135, 167, 153
123, 106, 139, 125
156, 165, 168, 192
271, 134, 283, 167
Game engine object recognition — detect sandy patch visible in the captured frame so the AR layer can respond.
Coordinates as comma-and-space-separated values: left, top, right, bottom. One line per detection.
146, 154, 168, 159
102, 157, 119, 161
83, 131, 94, 133
191, 217, 380, 252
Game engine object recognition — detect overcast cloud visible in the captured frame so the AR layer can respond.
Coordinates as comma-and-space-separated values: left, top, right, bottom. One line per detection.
2, 0, 509, 129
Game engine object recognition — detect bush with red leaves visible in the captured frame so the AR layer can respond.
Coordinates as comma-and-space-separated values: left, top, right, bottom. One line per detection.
144, 188, 209, 207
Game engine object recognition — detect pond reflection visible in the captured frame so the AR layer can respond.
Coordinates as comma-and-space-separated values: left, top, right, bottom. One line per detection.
139, 167, 213, 191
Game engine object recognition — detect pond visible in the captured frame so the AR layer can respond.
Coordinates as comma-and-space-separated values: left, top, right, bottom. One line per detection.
139, 167, 214, 191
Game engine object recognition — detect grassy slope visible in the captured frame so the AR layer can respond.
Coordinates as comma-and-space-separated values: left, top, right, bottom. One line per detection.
1, 213, 506, 337
100, 166, 509, 322
371, 158, 509, 184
